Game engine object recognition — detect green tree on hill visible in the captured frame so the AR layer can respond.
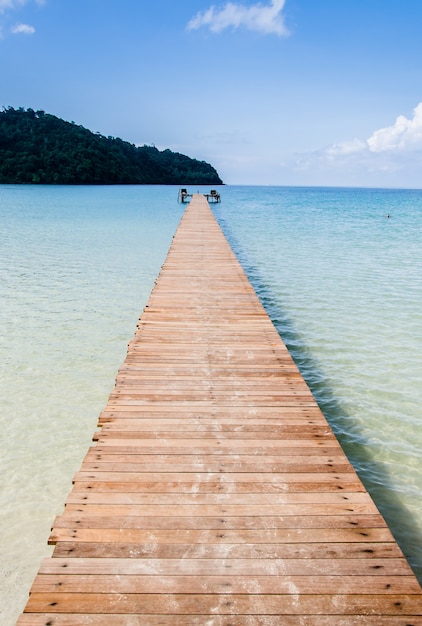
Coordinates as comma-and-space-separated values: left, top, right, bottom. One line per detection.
0, 107, 223, 185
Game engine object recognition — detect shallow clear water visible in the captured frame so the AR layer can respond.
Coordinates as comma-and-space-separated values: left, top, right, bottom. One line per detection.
1, 184, 421, 623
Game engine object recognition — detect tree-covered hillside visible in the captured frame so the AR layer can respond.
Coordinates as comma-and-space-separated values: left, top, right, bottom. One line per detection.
0, 107, 223, 185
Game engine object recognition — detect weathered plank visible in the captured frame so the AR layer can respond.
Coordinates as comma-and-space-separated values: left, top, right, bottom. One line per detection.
15, 615, 422, 626
21, 592, 422, 615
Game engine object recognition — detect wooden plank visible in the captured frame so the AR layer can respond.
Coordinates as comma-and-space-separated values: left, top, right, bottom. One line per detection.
34, 557, 414, 577
65, 491, 374, 505
51, 526, 394, 544
57, 503, 381, 518
71, 476, 367, 493
18, 195, 422, 623
51, 538, 402, 558
49, 514, 388, 533
75, 459, 354, 472
88, 439, 342, 450
21, 592, 422, 615
30, 574, 420, 595
71, 471, 365, 483
16, 615, 422, 626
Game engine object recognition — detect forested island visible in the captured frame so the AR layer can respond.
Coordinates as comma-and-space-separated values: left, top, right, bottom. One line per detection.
0, 107, 223, 185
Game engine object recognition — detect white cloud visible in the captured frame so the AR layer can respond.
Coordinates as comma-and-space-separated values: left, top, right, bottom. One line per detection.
0, 0, 44, 13
187, 0, 289, 36
11, 21, 34, 33
367, 102, 422, 153
281, 103, 422, 186
324, 138, 367, 158
0, 1, 19, 10
1, 0, 44, 38
321, 103, 422, 165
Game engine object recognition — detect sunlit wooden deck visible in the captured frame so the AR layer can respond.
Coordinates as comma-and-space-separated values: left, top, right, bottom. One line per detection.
18, 195, 422, 624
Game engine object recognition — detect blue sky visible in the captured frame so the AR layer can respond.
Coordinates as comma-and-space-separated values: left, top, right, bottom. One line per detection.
2, 0, 422, 187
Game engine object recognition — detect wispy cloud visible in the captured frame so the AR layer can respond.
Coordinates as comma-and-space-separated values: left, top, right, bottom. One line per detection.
11, 21, 34, 33
0, 0, 44, 38
0, 0, 44, 11
0, 0, 21, 10
187, 0, 289, 36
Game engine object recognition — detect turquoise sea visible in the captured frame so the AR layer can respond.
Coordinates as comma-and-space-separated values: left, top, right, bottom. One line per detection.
1, 184, 421, 623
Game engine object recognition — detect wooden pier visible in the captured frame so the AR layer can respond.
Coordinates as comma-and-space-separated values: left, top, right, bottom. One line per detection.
18, 195, 421, 624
